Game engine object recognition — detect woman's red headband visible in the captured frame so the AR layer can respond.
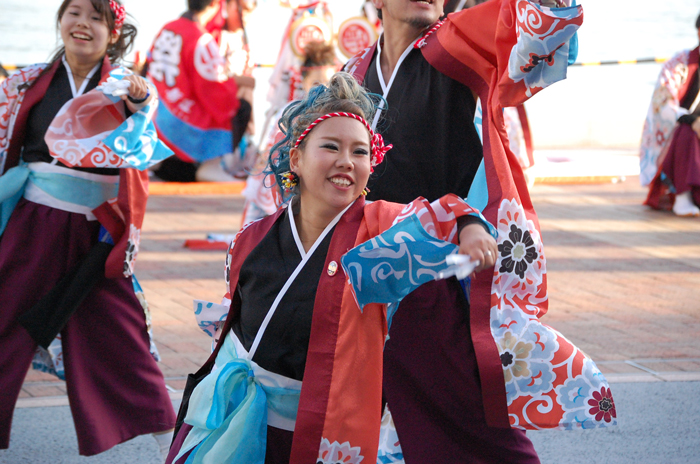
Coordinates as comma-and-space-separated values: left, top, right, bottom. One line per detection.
294, 112, 391, 172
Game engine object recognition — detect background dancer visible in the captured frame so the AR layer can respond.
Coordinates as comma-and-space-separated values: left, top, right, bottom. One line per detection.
146, 0, 253, 182
205, 0, 259, 179
262, 1, 335, 140
642, 12, 700, 217
0, 0, 175, 458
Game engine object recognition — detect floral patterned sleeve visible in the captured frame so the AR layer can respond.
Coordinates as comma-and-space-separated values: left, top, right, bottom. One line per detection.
434, 0, 583, 107
44, 67, 172, 171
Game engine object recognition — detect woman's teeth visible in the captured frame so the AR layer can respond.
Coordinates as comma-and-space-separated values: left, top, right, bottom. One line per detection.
330, 177, 351, 187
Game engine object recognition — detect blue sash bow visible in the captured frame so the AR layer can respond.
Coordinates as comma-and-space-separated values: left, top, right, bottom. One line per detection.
176, 333, 301, 464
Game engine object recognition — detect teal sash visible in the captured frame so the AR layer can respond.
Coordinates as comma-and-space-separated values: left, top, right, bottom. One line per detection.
0, 163, 118, 235
176, 332, 301, 464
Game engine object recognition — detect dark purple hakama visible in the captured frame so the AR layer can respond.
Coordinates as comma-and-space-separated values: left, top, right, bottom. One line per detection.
384, 280, 541, 464
0, 199, 175, 456
662, 123, 700, 206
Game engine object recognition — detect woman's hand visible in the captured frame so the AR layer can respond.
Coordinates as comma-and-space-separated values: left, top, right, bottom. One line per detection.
121, 75, 153, 111
458, 223, 498, 274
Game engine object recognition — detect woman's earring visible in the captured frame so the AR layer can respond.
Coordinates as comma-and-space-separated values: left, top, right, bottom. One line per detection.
361, 187, 370, 196
280, 171, 299, 191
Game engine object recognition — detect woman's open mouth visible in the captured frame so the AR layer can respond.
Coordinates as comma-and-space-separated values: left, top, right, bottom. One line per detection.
329, 176, 353, 188
71, 32, 93, 41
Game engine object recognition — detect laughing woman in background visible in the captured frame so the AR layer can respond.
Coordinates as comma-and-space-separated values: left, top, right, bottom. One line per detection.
0, 0, 176, 458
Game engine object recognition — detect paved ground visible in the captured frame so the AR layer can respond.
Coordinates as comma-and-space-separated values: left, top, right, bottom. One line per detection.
3, 175, 700, 462
4, 382, 699, 464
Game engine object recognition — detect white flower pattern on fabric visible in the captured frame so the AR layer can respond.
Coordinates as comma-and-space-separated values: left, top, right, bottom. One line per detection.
494, 199, 546, 302
317, 438, 364, 464
491, 303, 558, 406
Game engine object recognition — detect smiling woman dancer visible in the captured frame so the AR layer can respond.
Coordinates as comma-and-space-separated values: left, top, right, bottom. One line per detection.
166, 72, 498, 464
0, 0, 175, 457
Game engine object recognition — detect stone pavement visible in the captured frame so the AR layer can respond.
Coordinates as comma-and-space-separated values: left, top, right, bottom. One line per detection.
531, 177, 700, 381
10, 176, 700, 439
5, 382, 700, 464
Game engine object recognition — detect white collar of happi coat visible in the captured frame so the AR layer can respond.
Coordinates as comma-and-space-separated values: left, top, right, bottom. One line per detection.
62, 55, 101, 98
245, 199, 355, 360
691, 86, 700, 114
454, 0, 468, 10
371, 34, 421, 130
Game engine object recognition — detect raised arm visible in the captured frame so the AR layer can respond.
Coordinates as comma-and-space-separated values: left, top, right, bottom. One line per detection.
44, 67, 173, 171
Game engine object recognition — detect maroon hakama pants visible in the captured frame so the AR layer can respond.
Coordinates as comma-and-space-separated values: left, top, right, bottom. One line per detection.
0, 199, 176, 456
384, 279, 541, 464
661, 123, 700, 206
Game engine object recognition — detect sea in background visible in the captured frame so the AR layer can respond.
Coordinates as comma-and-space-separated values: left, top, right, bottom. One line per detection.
1, 0, 700, 149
